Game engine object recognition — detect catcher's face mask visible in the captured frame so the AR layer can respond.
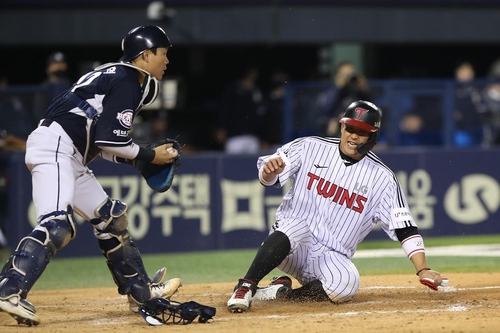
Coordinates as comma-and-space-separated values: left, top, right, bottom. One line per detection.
140, 74, 160, 107
95, 62, 160, 108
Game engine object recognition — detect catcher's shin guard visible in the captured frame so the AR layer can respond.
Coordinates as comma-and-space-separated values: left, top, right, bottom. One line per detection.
0, 207, 76, 299
0, 232, 52, 300
91, 198, 154, 303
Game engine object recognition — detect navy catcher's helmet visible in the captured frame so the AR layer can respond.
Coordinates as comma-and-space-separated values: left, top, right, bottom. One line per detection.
339, 100, 382, 154
120, 25, 172, 62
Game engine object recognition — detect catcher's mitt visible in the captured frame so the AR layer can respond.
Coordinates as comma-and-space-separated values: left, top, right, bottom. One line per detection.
135, 138, 181, 193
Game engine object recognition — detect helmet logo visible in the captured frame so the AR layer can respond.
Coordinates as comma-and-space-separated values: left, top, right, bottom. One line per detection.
354, 107, 368, 119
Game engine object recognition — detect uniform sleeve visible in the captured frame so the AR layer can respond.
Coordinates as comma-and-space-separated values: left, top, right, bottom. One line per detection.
256, 137, 305, 188
93, 78, 141, 147
377, 174, 417, 241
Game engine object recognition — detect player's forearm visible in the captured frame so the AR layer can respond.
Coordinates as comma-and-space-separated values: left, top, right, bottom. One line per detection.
99, 144, 155, 163
409, 252, 430, 273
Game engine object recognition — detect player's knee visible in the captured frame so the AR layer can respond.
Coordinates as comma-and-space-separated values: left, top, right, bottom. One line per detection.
38, 205, 77, 251
90, 197, 128, 234
324, 281, 360, 303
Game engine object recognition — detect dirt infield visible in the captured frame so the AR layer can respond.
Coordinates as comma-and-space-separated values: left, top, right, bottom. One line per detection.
1, 272, 500, 332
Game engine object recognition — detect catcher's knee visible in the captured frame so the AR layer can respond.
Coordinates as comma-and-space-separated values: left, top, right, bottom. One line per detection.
37, 205, 77, 251
90, 197, 128, 236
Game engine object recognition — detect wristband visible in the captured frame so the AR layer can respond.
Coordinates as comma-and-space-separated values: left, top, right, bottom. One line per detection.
258, 167, 278, 186
401, 234, 425, 259
136, 146, 156, 162
416, 267, 431, 276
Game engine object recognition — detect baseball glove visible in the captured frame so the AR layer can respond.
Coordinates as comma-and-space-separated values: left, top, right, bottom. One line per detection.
135, 138, 182, 193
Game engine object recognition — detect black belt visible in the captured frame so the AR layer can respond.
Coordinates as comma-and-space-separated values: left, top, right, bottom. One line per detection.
40, 119, 54, 127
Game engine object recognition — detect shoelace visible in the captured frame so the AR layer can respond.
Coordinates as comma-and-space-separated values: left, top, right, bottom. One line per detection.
271, 277, 291, 286
151, 283, 166, 290
233, 287, 250, 299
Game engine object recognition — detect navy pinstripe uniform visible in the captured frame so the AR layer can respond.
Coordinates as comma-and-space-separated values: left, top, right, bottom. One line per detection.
227, 100, 444, 313
0, 25, 181, 326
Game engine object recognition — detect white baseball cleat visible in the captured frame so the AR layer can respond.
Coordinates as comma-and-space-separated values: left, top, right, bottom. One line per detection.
254, 276, 292, 301
227, 279, 257, 313
128, 267, 182, 313
0, 294, 40, 326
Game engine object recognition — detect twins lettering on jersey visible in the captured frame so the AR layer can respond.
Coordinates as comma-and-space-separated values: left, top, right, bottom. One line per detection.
306, 172, 367, 213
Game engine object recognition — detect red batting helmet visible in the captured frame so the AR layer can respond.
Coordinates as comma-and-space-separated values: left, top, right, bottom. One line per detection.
339, 100, 381, 133
339, 100, 382, 154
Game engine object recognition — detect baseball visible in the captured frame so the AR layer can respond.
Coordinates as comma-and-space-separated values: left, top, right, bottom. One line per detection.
167, 147, 175, 153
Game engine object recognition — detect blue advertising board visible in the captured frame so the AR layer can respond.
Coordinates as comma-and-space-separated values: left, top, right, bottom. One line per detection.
5, 148, 500, 257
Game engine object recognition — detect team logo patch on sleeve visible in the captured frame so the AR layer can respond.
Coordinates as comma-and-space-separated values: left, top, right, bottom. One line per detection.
391, 207, 413, 222
116, 109, 134, 129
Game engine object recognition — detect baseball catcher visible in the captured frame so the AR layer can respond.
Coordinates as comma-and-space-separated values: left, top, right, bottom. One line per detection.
0, 25, 183, 326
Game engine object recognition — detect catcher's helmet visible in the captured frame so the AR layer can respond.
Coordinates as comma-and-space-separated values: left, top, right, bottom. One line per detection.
120, 25, 172, 62
339, 100, 382, 154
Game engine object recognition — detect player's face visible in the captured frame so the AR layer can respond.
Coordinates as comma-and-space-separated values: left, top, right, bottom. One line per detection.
146, 47, 170, 80
339, 124, 370, 160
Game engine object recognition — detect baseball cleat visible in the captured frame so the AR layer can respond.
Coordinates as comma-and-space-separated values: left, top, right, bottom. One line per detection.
150, 267, 167, 285
0, 294, 40, 326
227, 279, 257, 313
128, 269, 182, 313
254, 276, 292, 301
150, 278, 182, 299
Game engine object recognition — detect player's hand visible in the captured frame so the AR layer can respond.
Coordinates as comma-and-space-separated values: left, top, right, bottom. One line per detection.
152, 143, 178, 165
262, 157, 286, 177
418, 269, 446, 291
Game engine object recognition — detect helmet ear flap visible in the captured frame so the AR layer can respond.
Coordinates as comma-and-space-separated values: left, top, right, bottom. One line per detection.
356, 130, 379, 155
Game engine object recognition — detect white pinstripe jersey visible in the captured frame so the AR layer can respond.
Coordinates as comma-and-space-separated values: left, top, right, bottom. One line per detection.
257, 136, 416, 259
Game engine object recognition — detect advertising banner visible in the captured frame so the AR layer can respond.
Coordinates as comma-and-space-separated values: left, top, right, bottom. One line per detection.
6, 149, 500, 257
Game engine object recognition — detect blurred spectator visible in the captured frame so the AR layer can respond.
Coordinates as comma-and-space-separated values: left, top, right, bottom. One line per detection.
215, 64, 266, 154
479, 59, 500, 147
399, 111, 425, 146
0, 74, 34, 249
260, 70, 289, 151
131, 110, 196, 153
453, 61, 483, 147
0, 75, 34, 149
33, 52, 72, 121
325, 62, 371, 137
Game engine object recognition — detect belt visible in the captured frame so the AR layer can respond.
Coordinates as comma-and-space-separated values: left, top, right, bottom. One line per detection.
40, 119, 54, 127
